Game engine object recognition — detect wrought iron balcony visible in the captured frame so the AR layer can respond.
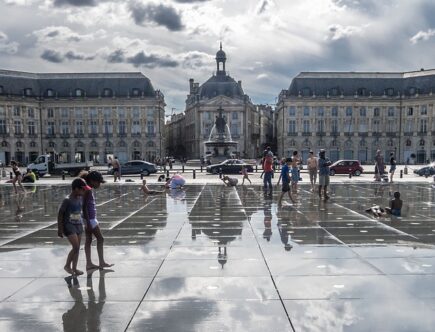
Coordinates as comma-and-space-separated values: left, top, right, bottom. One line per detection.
404, 132, 413, 136
418, 131, 428, 136
146, 133, 156, 138
131, 133, 142, 138
287, 132, 298, 136
60, 134, 70, 138
358, 132, 368, 137
88, 133, 98, 138
386, 132, 396, 137
316, 131, 325, 136
74, 133, 84, 138
344, 132, 354, 136
302, 132, 311, 136
372, 132, 382, 137
45, 134, 56, 138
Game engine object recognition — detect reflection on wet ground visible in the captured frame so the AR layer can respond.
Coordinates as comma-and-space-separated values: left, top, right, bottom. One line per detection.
0, 183, 435, 331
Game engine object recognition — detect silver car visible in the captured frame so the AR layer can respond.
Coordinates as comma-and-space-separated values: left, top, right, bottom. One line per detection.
109, 160, 157, 176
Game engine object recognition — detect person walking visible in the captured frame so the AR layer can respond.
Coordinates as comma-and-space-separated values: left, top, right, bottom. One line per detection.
263, 151, 274, 194
112, 156, 121, 182
290, 151, 301, 194
389, 152, 396, 183
374, 150, 384, 181
307, 151, 318, 192
241, 165, 251, 185
278, 158, 295, 206
318, 149, 332, 200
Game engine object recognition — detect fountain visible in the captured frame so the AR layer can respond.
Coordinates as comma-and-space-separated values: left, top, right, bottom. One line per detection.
204, 106, 238, 163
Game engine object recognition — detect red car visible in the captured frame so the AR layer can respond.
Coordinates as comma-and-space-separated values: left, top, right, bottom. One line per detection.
329, 160, 363, 176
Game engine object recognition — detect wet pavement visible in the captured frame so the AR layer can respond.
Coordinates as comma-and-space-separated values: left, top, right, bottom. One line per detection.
0, 182, 435, 331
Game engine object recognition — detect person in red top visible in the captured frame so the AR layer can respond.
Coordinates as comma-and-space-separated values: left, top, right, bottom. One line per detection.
263, 152, 274, 193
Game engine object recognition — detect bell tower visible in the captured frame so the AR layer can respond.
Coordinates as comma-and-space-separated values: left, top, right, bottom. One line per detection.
215, 42, 226, 75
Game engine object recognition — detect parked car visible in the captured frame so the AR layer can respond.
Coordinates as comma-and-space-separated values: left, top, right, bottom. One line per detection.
414, 164, 435, 177
206, 159, 254, 174
329, 160, 363, 176
108, 160, 157, 176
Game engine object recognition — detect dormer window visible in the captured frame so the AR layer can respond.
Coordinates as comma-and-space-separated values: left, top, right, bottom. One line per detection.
75, 89, 84, 97
24, 88, 32, 96
386, 88, 394, 97
357, 88, 366, 97
132, 88, 140, 97
408, 87, 417, 96
302, 87, 311, 97
46, 89, 54, 97
103, 88, 113, 97
331, 87, 340, 96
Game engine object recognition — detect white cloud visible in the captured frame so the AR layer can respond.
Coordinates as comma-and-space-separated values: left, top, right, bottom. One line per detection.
410, 29, 435, 44
326, 24, 366, 41
0, 31, 19, 54
32, 26, 106, 43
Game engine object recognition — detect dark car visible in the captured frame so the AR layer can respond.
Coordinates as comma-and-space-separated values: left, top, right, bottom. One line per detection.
414, 164, 435, 177
206, 159, 254, 174
109, 160, 157, 176
329, 160, 363, 176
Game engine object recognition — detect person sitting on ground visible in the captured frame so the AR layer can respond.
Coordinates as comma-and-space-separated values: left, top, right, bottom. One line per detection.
22, 169, 36, 183
221, 175, 238, 187
385, 191, 403, 216
140, 179, 165, 195
365, 205, 387, 218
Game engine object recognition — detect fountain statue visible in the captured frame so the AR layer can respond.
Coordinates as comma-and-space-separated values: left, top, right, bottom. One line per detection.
204, 106, 238, 162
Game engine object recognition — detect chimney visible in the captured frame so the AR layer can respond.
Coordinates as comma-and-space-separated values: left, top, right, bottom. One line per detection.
189, 78, 194, 94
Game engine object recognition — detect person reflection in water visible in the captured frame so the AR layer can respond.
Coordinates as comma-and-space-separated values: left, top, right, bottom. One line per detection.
277, 219, 293, 251
63, 268, 112, 332
218, 246, 227, 269
14, 193, 25, 222
263, 194, 273, 241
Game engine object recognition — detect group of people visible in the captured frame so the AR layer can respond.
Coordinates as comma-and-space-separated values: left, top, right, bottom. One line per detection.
6, 161, 37, 194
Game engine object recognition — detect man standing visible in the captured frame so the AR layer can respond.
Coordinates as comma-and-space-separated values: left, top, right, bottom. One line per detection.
318, 149, 331, 200
112, 156, 121, 182
263, 150, 274, 194
307, 151, 318, 192
374, 150, 384, 181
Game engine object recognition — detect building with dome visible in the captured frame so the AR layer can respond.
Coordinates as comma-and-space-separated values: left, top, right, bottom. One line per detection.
276, 70, 435, 164
168, 44, 261, 159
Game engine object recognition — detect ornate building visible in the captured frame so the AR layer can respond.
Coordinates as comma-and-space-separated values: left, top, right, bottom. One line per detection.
277, 70, 435, 163
0, 70, 165, 165
181, 44, 260, 159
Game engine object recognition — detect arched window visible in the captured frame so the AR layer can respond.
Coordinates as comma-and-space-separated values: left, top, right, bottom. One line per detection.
63, 141, 69, 148
289, 139, 296, 146
132, 88, 140, 97
331, 139, 338, 147
105, 141, 112, 148
146, 141, 154, 147
344, 140, 352, 148
75, 89, 84, 97
49, 141, 56, 148
359, 139, 366, 147
408, 87, 417, 96
303, 139, 311, 147
1, 141, 8, 147
90, 141, 98, 148
119, 140, 127, 147
76, 141, 84, 148
16, 141, 23, 148
302, 87, 311, 97
419, 139, 425, 146
46, 89, 55, 97
387, 139, 394, 147
133, 140, 141, 148
103, 88, 113, 97
385, 88, 394, 96
24, 88, 32, 96
331, 87, 340, 96
357, 87, 366, 96
30, 141, 37, 148
406, 139, 412, 147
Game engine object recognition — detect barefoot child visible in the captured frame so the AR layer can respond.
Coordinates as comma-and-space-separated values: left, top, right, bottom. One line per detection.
80, 171, 113, 271
57, 178, 91, 276
278, 158, 295, 206
241, 165, 251, 185
140, 179, 165, 195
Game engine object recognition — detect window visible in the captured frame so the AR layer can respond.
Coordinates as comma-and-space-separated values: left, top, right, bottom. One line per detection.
0, 106, 5, 117
406, 139, 411, 147
118, 107, 126, 119
407, 107, 413, 116
76, 121, 83, 135
387, 120, 395, 132
303, 107, 310, 117
331, 87, 339, 96
132, 88, 140, 97
232, 112, 238, 120
89, 107, 97, 118
14, 120, 22, 134
28, 121, 35, 135
386, 88, 394, 96
90, 120, 98, 134
132, 120, 140, 134
61, 122, 69, 135
420, 139, 425, 146
104, 121, 112, 134
331, 107, 338, 117
47, 108, 54, 118
302, 87, 311, 97
46, 89, 54, 97
357, 88, 366, 96
75, 108, 83, 118
420, 119, 427, 133
317, 107, 324, 117
372, 119, 380, 132
119, 140, 127, 148
388, 107, 395, 117
133, 107, 140, 118
303, 120, 310, 133
147, 107, 154, 117
119, 121, 126, 135
331, 119, 338, 133
30, 141, 36, 148
421, 105, 428, 115
359, 119, 367, 132
75, 89, 84, 97
331, 139, 338, 147
147, 121, 154, 134
373, 108, 380, 117
288, 120, 296, 133
103, 107, 111, 119
359, 107, 366, 117
47, 121, 55, 135
147, 141, 155, 147
230, 123, 239, 136
344, 119, 353, 132
24, 88, 32, 96
317, 119, 324, 132
1, 140, 7, 147
133, 140, 140, 148
16, 141, 22, 148
405, 120, 413, 133
408, 87, 417, 96
288, 107, 296, 117
346, 107, 352, 117
61, 108, 68, 118
103, 88, 112, 97
28, 108, 34, 118
0, 119, 6, 134
13, 106, 20, 117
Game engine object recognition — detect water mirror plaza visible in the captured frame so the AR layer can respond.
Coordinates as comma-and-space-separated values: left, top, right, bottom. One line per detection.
1, 179, 435, 331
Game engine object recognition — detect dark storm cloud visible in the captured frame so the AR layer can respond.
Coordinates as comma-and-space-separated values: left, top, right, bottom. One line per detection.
127, 51, 179, 68
129, 2, 183, 31
41, 49, 95, 63
106, 49, 179, 68
53, 0, 98, 6
41, 49, 63, 63
46, 30, 60, 37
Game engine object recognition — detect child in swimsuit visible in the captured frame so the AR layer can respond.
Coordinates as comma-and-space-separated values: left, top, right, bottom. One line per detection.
10, 161, 25, 193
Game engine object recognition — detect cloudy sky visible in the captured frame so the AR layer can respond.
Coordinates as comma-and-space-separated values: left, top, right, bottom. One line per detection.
1, 0, 435, 112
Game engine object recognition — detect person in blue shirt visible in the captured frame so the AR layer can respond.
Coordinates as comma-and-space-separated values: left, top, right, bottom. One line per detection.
318, 149, 332, 200
278, 158, 295, 206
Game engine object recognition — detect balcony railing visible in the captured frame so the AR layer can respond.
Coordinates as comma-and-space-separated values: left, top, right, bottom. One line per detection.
302, 132, 311, 136
344, 132, 354, 136
45, 134, 56, 138
358, 132, 368, 137
131, 133, 141, 138
1, 132, 10, 138
60, 134, 70, 138
287, 132, 298, 136
146, 133, 156, 138
74, 133, 84, 138
316, 131, 325, 136
118, 133, 127, 138
418, 131, 428, 136
89, 133, 98, 138
404, 132, 413, 136
372, 132, 382, 137
386, 132, 396, 137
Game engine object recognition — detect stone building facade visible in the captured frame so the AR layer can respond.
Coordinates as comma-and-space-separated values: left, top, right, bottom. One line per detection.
165, 112, 186, 159
181, 45, 260, 159
277, 70, 435, 164
0, 70, 165, 165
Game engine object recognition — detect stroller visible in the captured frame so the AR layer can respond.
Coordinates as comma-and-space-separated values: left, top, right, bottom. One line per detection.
375, 162, 389, 182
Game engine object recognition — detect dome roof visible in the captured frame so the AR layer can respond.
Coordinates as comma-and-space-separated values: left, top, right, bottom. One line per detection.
198, 75, 244, 99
